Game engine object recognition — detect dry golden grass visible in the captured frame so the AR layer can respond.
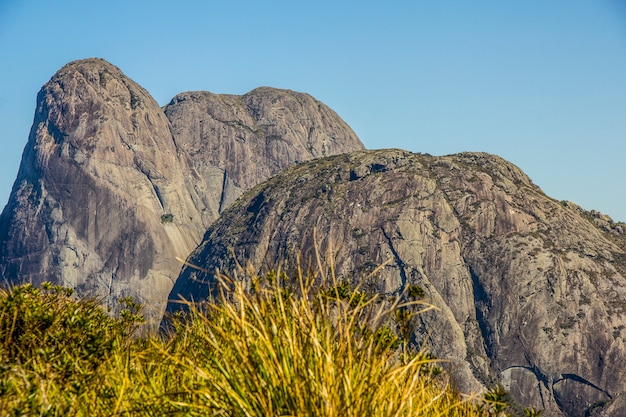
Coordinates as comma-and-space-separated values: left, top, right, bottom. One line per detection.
0, 257, 513, 416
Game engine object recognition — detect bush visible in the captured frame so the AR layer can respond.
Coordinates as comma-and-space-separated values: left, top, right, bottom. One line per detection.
0, 283, 142, 414
0, 283, 140, 373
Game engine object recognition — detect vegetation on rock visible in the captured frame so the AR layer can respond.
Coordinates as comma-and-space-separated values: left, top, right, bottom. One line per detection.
169, 149, 626, 416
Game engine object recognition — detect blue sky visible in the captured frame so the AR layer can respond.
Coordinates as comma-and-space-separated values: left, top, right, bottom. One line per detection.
1, 1, 625, 221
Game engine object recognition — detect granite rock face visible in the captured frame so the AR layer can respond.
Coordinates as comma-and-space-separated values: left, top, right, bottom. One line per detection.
0, 58, 204, 323
0, 59, 364, 324
169, 149, 626, 417
163, 87, 363, 225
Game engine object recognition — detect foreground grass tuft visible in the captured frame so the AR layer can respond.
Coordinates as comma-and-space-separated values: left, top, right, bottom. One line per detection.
0, 265, 515, 416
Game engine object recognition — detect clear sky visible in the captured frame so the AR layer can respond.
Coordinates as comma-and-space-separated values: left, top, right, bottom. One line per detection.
1, 1, 625, 221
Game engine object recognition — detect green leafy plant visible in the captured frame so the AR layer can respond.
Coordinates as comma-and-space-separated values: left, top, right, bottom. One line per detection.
408, 284, 425, 300
160, 213, 174, 223
524, 407, 544, 417
0, 282, 143, 414
478, 384, 510, 416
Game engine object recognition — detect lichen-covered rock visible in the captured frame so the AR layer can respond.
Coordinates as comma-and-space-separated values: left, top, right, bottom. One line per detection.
169, 149, 626, 417
0, 59, 364, 326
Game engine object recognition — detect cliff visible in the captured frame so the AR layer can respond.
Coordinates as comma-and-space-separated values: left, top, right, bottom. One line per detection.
0, 59, 364, 324
168, 149, 626, 417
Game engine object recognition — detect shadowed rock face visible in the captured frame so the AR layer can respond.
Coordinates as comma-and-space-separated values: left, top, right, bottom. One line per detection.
0, 58, 201, 323
168, 149, 626, 417
0, 58, 364, 325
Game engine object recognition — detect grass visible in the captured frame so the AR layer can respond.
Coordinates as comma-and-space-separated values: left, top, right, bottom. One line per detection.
0, 256, 519, 416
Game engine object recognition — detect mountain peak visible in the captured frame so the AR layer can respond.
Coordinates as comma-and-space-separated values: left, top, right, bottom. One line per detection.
0, 60, 364, 326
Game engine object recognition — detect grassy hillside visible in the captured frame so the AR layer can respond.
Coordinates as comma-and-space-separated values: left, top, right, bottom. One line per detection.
0, 261, 532, 416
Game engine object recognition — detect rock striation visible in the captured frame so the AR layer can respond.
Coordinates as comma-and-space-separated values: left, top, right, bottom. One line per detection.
0, 58, 364, 325
168, 149, 626, 417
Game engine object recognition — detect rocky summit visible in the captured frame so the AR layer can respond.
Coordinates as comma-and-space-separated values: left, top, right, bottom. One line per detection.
162, 87, 365, 228
0, 58, 364, 325
168, 149, 626, 417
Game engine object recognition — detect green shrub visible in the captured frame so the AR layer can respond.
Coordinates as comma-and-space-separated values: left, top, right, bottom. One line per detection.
0, 283, 140, 373
160, 213, 174, 223
0, 282, 143, 414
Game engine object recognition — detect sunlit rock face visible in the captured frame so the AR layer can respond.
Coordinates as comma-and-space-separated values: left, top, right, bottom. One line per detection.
163, 86, 364, 209
169, 149, 626, 417
0, 58, 364, 325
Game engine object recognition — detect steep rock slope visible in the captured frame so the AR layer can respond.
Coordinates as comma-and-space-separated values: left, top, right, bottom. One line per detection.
0, 58, 205, 322
0, 58, 364, 324
169, 149, 626, 417
163, 87, 363, 225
